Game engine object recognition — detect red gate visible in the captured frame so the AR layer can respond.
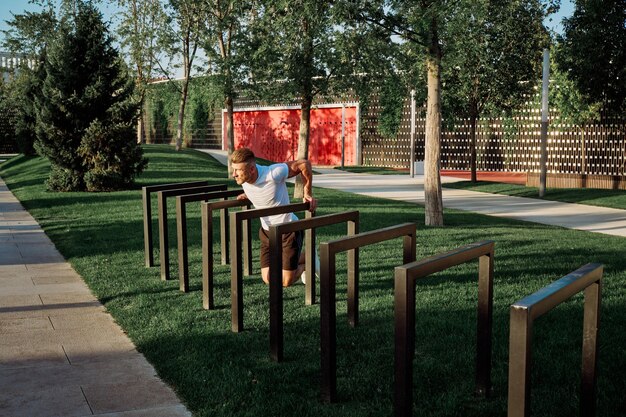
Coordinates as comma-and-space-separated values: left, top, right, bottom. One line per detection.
223, 105, 358, 166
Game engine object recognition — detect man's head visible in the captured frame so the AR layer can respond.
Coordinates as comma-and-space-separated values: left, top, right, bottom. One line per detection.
231, 147, 257, 185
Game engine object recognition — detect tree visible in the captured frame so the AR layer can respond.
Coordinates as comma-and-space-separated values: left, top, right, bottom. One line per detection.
443, 0, 550, 182
35, 0, 146, 191
116, 0, 166, 144
344, 0, 555, 225
1, 2, 58, 156
246, 0, 349, 198
201, 0, 250, 175
161, 0, 206, 151
557, 0, 626, 112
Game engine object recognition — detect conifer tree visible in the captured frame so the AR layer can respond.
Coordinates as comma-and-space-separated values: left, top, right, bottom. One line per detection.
35, 0, 147, 191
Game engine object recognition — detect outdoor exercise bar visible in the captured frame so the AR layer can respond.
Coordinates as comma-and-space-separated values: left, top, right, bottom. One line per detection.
230, 202, 311, 333
201, 198, 251, 310
268, 210, 360, 362
508, 263, 603, 417
176, 189, 243, 292
157, 184, 227, 280
393, 240, 495, 417
142, 181, 208, 267
320, 222, 417, 403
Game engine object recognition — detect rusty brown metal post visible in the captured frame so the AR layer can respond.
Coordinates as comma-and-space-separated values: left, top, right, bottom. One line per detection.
176, 197, 188, 291
393, 267, 415, 417
142, 181, 208, 268
229, 202, 310, 333
393, 240, 495, 417
476, 250, 494, 396
268, 211, 359, 362
157, 184, 226, 280
176, 190, 242, 293
320, 243, 336, 403
201, 198, 250, 310
507, 263, 603, 417
320, 223, 416, 403
142, 187, 153, 267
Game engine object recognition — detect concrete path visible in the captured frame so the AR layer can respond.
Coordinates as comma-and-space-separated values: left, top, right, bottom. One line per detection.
201, 149, 626, 238
0, 178, 191, 417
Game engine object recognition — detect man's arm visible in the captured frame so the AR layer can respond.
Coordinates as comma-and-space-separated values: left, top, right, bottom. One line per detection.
286, 159, 317, 212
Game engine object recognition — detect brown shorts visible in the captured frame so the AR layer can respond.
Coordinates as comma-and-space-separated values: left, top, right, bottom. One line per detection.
259, 228, 303, 270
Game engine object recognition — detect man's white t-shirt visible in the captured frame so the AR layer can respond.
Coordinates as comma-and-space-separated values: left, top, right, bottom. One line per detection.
242, 163, 297, 230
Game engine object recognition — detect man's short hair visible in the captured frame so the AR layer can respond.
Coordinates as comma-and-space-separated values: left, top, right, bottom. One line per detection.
231, 147, 256, 165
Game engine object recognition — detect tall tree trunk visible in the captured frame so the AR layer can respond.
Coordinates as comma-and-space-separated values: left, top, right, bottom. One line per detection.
470, 112, 477, 183
225, 94, 235, 176
294, 94, 312, 198
137, 115, 145, 144
424, 28, 444, 226
176, 77, 189, 151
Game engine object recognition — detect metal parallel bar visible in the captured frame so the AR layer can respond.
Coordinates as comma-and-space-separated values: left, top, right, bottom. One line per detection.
507, 263, 603, 417
176, 190, 242, 293
230, 211, 244, 332
401, 241, 495, 280
394, 241, 495, 417
142, 188, 153, 267
320, 245, 336, 403
346, 220, 359, 327
581, 280, 601, 417
201, 199, 250, 310
322, 222, 417, 403
476, 251, 494, 396
393, 267, 415, 417
157, 184, 227, 281
235, 202, 310, 221
157, 192, 169, 280
221, 200, 229, 265
143, 180, 208, 268
268, 226, 285, 362
512, 263, 604, 320
325, 223, 416, 253
507, 306, 533, 417
268, 211, 359, 362
305, 211, 315, 305
230, 202, 311, 332
178, 189, 241, 204
176, 198, 188, 291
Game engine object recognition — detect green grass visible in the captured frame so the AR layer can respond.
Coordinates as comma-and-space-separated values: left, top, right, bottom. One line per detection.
2, 144, 626, 417
443, 181, 626, 210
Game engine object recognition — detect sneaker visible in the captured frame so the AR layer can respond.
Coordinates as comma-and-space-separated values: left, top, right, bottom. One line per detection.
299, 252, 320, 285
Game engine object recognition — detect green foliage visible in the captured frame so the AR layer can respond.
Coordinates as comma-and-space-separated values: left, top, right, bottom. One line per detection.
144, 76, 223, 142
34, 1, 147, 191
377, 74, 407, 138
557, 0, 626, 112
442, 0, 549, 119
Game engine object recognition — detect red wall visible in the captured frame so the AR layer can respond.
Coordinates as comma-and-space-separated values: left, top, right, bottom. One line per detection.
223, 106, 357, 166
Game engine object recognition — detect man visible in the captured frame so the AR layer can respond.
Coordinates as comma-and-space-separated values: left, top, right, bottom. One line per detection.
231, 147, 318, 287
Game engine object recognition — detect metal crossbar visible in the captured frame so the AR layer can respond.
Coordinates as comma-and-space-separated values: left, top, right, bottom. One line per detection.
142, 181, 208, 267
201, 198, 251, 310
229, 202, 311, 333
507, 263, 603, 417
157, 184, 227, 280
176, 189, 243, 292
268, 211, 360, 362
319, 223, 417, 403
393, 240, 495, 417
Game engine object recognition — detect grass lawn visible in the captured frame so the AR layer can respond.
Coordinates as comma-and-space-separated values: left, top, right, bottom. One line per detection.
1, 144, 625, 417
442, 181, 626, 211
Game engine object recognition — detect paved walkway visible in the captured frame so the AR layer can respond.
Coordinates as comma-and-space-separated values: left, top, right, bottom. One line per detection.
0, 178, 191, 417
202, 149, 626, 238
